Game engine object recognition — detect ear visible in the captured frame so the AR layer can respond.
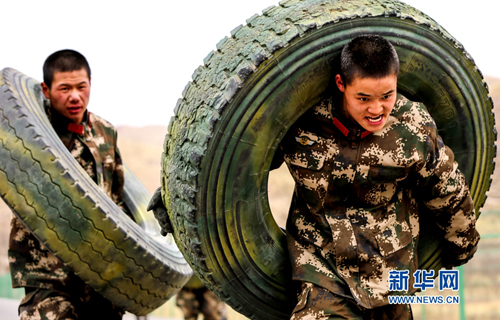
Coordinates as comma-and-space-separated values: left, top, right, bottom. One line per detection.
335, 74, 345, 93
41, 82, 50, 99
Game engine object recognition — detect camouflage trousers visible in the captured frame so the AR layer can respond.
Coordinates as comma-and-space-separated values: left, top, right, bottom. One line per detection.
18, 288, 124, 320
290, 282, 413, 320
175, 287, 227, 320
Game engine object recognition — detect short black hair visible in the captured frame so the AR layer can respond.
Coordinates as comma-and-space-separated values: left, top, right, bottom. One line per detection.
43, 49, 91, 89
340, 35, 399, 86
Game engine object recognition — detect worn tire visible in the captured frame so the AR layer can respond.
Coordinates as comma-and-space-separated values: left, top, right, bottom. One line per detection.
162, 0, 496, 319
0, 68, 192, 316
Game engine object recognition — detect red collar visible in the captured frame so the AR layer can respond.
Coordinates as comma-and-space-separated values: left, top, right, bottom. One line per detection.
67, 112, 91, 135
68, 123, 84, 135
332, 117, 372, 139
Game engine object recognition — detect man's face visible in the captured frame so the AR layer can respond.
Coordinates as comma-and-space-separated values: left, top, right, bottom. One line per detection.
335, 74, 397, 132
41, 68, 91, 124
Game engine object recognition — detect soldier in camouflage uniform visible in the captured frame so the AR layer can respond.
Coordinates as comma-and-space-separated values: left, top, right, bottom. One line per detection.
8, 49, 128, 319
271, 35, 480, 319
175, 274, 227, 320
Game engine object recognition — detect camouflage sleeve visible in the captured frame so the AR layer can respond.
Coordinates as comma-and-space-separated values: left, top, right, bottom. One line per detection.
111, 133, 132, 218
416, 116, 479, 267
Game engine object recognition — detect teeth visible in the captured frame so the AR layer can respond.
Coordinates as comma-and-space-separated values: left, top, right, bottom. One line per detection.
367, 115, 382, 123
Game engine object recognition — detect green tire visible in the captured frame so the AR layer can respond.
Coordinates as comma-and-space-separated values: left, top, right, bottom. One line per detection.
0, 68, 192, 316
162, 0, 495, 319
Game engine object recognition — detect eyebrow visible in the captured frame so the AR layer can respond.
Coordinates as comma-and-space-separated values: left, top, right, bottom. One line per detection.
356, 89, 395, 97
57, 81, 89, 87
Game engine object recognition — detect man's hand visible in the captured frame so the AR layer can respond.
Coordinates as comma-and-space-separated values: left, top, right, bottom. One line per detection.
147, 187, 173, 236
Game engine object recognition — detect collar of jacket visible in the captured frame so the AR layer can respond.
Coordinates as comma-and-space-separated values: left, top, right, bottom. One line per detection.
329, 97, 372, 140
45, 101, 91, 136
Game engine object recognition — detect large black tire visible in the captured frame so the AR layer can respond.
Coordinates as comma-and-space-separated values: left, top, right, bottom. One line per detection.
0, 68, 192, 316
162, 0, 496, 319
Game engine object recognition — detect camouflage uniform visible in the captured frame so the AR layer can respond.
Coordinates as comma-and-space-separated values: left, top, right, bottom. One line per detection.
175, 275, 227, 320
8, 102, 127, 319
272, 93, 479, 316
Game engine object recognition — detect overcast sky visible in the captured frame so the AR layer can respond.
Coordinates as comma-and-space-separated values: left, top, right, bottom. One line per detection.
1, 0, 498, 127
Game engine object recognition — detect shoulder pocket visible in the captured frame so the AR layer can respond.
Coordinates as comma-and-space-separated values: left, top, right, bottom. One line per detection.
284, 130, 327, 171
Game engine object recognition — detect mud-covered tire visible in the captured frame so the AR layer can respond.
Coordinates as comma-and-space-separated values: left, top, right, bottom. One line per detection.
162, 0, 496, 319
0, 68, 192, 316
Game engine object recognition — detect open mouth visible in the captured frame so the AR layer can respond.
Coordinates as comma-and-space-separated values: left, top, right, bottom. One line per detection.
68, 106, 82, 114
367, 115, 383, 123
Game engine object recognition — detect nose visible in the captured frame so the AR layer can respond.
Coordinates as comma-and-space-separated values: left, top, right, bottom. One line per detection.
69, 89, 80, 102
368, 102, 383, 114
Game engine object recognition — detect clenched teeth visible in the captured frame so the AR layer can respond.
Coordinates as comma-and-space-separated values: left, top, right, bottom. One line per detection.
367, 115, 382, 123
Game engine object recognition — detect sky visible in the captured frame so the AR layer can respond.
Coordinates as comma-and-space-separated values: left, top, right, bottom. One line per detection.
1, 0, 498, 127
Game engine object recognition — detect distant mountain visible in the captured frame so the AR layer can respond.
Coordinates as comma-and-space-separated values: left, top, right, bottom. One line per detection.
116, 125, 167, 194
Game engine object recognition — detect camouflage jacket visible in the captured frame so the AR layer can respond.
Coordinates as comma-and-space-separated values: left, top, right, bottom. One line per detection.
272, 93, 479, 308
9, 102, 126, 294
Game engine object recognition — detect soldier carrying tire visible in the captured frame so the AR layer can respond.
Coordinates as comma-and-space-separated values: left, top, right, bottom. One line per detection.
149, 34, 480, 319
